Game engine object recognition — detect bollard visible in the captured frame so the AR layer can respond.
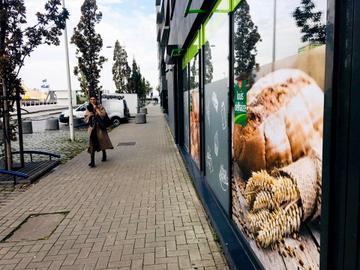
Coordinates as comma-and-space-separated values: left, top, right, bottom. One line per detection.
136, 113, 146, 124
22, 121, 33, 134
45, 118, 59, 130
140, 107, 147, 114
73, 117, 84, 128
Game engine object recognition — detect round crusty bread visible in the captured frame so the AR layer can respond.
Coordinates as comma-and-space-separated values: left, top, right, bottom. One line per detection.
233, 69, 324, 178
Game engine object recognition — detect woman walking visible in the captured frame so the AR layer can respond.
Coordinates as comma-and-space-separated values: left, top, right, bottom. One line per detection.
85, 96, 113, 167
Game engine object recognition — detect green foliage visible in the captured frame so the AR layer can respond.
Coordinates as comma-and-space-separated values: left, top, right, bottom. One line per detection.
112, 40, 131, 93
190, 57, 198, 89
144, 80, 152, 95
293, 0, 326, 44
71, 0, 106, 99
0, 0, 68, 168
0, 0, 68, 98
204, 41, 213, 84
233, 0, 261, 77
127, 59, 152, 107
127, 59, 140, 94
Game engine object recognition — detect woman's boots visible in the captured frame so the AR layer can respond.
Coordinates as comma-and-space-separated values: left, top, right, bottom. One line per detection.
89, 151, 95, 167
89, 151, 106, 167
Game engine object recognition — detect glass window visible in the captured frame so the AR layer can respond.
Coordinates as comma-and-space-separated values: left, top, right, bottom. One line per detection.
189, 54, 200, 168
203, 0, 230, 212
231, 0, 326, 269
183, 67, 190, 152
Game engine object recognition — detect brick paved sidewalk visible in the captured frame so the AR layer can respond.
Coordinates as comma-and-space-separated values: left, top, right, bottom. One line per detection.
0, 105, 229, 270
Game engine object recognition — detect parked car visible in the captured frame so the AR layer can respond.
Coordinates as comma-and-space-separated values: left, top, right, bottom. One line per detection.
59, 98, 129, 127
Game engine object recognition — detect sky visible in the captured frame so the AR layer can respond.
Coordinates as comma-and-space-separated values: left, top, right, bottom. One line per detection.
20, 0, 158, 92
247, 0, 327, 66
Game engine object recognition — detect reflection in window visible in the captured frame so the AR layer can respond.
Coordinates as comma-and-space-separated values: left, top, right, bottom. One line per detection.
293, 0, 326, 44
190, 55, 199, 89
183, 67, 190, 152
190, 55, 200, 168
204, 7, 229, 84
204, 41, 213, 84
234, 0, 261, 87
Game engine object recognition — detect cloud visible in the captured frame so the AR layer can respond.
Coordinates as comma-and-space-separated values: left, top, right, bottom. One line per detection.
20, 0, 157, 92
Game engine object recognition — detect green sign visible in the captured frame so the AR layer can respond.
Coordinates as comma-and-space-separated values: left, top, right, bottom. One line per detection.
234, 80, 247, 126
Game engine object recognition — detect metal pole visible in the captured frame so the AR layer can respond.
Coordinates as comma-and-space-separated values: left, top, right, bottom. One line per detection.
62, 0, 74, 141
16, 87, 24, 168
2, 79, 12, 170
272, 0, 277, 72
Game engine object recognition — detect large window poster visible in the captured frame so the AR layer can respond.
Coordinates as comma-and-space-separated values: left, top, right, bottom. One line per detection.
183, 68, 190, 152
231, 0, 326, 269
204, 1, 230, 212
190, 55, 200, 168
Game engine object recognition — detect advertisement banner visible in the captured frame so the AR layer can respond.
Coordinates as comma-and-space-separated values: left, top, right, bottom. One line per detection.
231, 0, 326, 269
234, 80, 247, 126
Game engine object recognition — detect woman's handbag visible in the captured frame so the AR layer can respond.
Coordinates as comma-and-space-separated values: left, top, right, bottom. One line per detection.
103, 114, 112, 128
96, 114, 112, 130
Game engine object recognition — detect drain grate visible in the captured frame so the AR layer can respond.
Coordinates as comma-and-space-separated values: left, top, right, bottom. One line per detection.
2, 212, 68, 242
117, 142, 136, 146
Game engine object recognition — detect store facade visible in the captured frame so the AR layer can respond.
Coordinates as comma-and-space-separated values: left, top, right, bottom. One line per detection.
156, 0, 360, 269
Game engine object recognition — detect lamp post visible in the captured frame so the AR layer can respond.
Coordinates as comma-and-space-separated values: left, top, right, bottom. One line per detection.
272, 0, 277, 71
62, 0, 74, 141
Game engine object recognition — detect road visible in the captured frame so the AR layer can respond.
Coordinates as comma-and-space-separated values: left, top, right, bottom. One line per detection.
15, 105, 74, 133
11, 105, 89, 162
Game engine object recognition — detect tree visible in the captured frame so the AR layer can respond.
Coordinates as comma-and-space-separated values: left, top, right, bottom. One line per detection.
233, 0, 261, 78
112, 40, 131, 93
127, 59, 140, 94
127, 59, 151, 107
144, 80, 152, 95
204, 41, 213, 84
293, 0, 326, 44
71, 0, 106, 99
190, 58, 198, 89
0, 0, 68, 169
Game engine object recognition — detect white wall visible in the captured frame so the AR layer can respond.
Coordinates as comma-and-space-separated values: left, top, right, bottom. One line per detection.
55, 89, 76, 106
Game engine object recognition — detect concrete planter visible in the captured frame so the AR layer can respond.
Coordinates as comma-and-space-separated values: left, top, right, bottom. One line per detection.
45, 118, 59, 130
140, 107, 148, 114
22, 121, 33, 134
136, 113, 146, 124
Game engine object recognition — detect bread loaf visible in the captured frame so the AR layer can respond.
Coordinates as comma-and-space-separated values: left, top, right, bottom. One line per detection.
233, 69, 324, 178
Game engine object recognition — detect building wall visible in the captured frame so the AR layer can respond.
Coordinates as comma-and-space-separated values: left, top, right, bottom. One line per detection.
166, 69, 176, 137
168, 0, 205, 47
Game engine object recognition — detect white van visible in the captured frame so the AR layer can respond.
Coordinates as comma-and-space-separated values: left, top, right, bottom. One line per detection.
59, 98, 129, 127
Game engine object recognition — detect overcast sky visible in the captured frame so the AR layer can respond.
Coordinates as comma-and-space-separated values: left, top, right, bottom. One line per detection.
20, 0, 157, 92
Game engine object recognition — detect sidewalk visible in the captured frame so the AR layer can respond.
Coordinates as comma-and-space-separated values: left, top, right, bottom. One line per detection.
0, 105, 228, 270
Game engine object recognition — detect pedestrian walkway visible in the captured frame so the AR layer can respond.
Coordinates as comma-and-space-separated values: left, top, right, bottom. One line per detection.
0, 105, 229, 270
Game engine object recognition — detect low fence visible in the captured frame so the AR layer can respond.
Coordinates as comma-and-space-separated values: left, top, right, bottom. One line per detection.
21, 100, 57, 106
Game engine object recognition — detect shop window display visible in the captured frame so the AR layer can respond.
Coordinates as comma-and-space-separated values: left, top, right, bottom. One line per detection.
203, 0, 230, 212
183, 68, 190, 152
189, 54, 200, 168
231, 0, 326, 269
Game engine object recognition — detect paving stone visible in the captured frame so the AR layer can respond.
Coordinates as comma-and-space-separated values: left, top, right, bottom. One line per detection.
0, 106, 228, 269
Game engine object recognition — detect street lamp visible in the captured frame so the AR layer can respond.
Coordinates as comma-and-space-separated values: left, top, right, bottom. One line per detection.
62, 0, 74, 141
272, 0, 277, 71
